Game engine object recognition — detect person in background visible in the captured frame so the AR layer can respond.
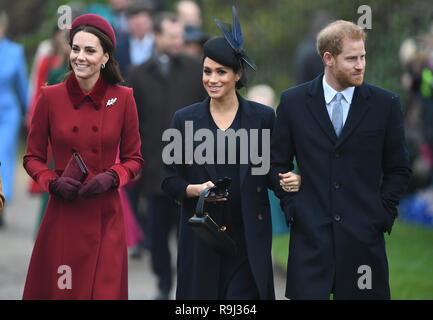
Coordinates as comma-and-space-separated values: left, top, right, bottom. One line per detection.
23, 14, 143, 299
83, 2, 115, 25
175, 0, 202, 27
27, 2, 84, 112
115, 2, 155, 77
0, 172, 5, 213
292, 10, 334, 85
127, 12, 207, 299
399, 23, 433, 193
114, 2, 156, 239
27, 27, 70, 136
109, 0, 131, 34
182, 24, 208, 58
0, 10, 29, 228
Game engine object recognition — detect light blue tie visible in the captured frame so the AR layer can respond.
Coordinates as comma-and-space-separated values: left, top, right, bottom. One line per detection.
332, 93, 343, 137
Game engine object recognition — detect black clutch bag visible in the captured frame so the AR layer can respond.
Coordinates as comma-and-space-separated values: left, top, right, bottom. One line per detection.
187, 180, 236, 257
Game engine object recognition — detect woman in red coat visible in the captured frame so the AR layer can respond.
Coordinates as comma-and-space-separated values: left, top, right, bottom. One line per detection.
22, 14, 143, 300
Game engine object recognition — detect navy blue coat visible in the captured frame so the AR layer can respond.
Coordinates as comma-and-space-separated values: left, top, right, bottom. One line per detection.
114, 31, 131, 77
271, 74, 411, 299
162, 94, 276, 299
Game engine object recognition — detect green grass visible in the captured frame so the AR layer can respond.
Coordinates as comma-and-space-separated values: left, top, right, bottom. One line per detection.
272, 220, 433, 300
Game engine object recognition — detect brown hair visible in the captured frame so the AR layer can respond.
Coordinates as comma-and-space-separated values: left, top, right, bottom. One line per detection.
66, 25, 123, 84
316, 20, 366, 59
153, 12, 178, 34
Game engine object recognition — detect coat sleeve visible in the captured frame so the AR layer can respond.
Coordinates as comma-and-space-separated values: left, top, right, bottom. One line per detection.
270, 92, 297, 212
161, 111, 190, 203
264, 107, 277, 189
109, 89, 144, 187
23, 88, 58, 192
380, 95, 412, 232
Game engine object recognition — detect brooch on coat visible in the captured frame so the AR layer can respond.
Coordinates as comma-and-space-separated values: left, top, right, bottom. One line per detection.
106, 98, 117, 107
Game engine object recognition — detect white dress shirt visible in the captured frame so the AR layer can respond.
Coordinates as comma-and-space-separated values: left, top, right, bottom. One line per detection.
129, 33, 154, 66
322, 75, 355, 126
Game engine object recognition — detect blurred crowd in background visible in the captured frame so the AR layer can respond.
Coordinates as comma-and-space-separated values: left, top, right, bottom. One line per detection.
398, 21, 433, 227
1, 0, 433, 299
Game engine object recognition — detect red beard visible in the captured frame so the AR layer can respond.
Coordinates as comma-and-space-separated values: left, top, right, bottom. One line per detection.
334, 67, 365, 88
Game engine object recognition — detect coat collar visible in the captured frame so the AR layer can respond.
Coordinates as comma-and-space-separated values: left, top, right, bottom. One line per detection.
144, 54, 184, 80
322, 75, 355, 105
306, 73, 371, 146
194, 92, 255, 120
66, 73, 108, 109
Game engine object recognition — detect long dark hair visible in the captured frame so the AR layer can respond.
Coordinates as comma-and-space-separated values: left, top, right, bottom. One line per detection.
66, 25, 123, 84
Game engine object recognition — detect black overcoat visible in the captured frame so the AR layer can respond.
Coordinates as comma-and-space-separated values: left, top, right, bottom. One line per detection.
271, 74, 411, 299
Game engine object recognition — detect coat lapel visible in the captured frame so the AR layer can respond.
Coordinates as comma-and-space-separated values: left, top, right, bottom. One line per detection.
238, 95, 260, 186
306, 74, 338, 144
306, 75, 372, 147
336, 83, 371, 148
191, 97, 218, 182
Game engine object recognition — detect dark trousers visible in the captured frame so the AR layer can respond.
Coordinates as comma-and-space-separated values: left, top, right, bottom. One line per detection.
148, 195, 177, 294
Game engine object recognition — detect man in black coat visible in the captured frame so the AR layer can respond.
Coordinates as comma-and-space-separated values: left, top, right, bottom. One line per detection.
127, 12, 207, 299
271, 20, 411, 299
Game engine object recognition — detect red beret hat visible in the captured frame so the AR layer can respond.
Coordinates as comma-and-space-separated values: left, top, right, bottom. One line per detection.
70, 14, 116, 48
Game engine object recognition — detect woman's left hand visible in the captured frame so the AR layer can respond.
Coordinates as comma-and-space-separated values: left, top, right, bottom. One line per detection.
279, 172, 301, 193
78, 170, 119, 198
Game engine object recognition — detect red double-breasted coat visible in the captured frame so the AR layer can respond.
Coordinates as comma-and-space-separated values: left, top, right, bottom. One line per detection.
22, 74, 144, 299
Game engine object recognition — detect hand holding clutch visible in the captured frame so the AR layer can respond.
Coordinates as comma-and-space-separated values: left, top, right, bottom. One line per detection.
78, 170, 119, 198
63, 152, 89, 183
49, 177, 82, 201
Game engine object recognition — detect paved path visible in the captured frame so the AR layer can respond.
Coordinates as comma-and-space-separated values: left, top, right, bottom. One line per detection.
0, 162, 286, 300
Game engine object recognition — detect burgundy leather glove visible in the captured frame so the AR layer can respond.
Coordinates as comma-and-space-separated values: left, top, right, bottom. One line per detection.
78, 170, 119, 198
49, 177, 82, 201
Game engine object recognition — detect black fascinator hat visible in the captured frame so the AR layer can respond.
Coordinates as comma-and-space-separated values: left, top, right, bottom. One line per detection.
203, 6, 256, 89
